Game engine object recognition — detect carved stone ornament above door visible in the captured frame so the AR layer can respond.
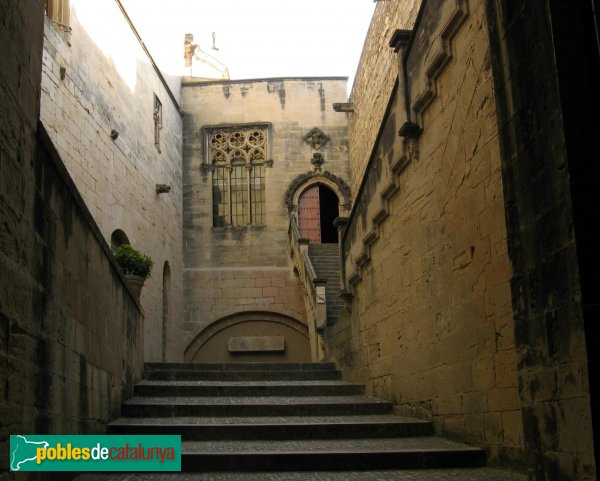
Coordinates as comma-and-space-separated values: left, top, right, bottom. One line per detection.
303, 127, 330, 151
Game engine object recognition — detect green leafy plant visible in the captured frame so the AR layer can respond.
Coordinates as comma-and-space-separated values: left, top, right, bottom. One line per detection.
114, 244, 153, 280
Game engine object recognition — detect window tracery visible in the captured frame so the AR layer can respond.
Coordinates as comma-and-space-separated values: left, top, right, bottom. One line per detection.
207, 127, 267, 227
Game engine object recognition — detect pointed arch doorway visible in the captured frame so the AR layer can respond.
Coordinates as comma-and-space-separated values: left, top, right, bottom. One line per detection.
298, 184, 339, 244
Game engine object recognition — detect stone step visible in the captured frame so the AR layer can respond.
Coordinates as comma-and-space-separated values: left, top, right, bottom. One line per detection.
145, 362, 336, 371
313, 273, 340, 279
76, 468, 528, 481
133, 380, 364, 397
108, 414, 433, 440
308, 244, 339, 252
122, 395, 393, 417
179, 437, 486, 471
312, 266, 340, 278
144, 369, 342, 382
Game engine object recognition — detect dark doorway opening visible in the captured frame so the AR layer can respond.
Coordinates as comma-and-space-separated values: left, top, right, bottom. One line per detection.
319, 186, 339, 243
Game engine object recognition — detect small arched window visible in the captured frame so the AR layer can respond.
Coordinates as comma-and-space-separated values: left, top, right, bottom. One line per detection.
110, 229, 130, 252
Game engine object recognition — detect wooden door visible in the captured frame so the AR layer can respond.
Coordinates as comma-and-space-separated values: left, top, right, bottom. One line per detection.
298, 185, 321, 243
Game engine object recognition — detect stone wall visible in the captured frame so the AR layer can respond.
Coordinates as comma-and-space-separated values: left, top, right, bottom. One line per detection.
328, 0, 523, 466
0, 2, 143, 477
347, 0, 420, 194
181, 77, 350, 357
40, 0, 183, 362
486, 0, 597, 478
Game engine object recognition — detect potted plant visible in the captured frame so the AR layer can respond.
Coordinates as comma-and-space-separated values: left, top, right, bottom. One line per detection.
114, 244, 153, 299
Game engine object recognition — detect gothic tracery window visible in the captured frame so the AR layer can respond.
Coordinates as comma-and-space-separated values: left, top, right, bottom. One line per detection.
208, 127, 267, 227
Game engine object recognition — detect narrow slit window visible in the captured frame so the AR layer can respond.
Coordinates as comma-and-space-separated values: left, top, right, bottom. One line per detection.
154, 94, 162, 152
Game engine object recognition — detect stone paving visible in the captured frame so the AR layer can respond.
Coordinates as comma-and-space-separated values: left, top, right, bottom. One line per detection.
77, 467, 527, 481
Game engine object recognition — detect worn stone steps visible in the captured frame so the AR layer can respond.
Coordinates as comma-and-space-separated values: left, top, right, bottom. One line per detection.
145, 362, 337, 371
310, 263, 340, 269
179, 437, 486, 471
134, 380, 364, 397
107, 362, 488, 473
109, 414, 433, 440
144, 369, 342, 382
122, 395, 393, 417
77, 469, 527, 481
308, 244, 345, 322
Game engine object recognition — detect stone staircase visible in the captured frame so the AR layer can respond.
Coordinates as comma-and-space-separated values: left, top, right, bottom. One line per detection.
108, 362, 487, 472
308, 243, 345, 324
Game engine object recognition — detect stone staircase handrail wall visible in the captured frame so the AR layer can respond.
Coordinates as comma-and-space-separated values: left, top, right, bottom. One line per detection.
289, 216, 327, 361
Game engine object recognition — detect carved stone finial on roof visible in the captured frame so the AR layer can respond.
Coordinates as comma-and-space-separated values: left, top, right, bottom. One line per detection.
184, 33, 197, 68
303, 128, 330, 151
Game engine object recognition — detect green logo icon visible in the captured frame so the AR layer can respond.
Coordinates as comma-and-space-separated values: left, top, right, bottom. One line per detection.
10, 435, 49, 470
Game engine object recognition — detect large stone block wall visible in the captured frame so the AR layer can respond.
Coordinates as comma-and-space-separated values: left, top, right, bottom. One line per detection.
0, 2, 143, 477
486, 0, 597, 479
347, 0, 420, 194
181, 78, 350, 353
40, 0, 183, 362
328, 0, 523, 466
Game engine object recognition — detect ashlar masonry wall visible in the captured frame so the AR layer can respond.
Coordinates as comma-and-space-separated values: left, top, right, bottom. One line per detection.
348, 0, 421, 194
0, 2, 143, 477
39, 0, 183, 362
486, 0, 597, 478
181, 78, 350, 358
328, 0, 523, 466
